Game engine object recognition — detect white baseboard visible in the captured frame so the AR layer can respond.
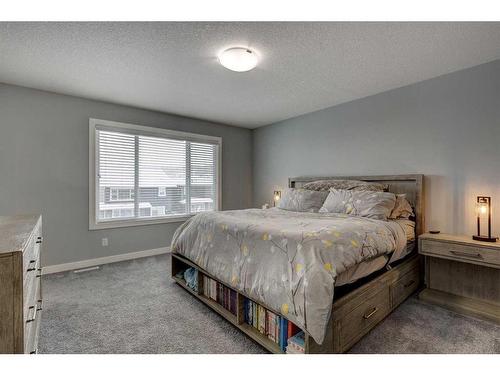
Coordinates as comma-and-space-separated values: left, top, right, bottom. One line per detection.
42, 246, 171, 275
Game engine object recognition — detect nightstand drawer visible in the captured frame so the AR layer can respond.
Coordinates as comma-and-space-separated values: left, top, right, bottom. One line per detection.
420, 240, 500, 268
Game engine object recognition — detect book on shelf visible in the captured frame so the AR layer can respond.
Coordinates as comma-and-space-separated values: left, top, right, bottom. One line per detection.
267, 311, 277, 342
252, 302, 258, 329
286, 331, 305, 354
243, 297, 303, 353
201, 274, 237, 315
287, 320, 301, 339
279, 316, 287, 352
258, 305, 266, 334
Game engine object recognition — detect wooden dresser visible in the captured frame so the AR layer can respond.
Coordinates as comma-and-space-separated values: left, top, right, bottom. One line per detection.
0, 215, 43, 354
419, 233, 500, 323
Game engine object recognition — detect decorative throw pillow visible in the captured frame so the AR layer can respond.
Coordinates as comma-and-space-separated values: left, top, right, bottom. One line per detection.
389, 194, 414, 219
302, 179, 388, 192
319, 188, 396, 220
277, 188, 329, 212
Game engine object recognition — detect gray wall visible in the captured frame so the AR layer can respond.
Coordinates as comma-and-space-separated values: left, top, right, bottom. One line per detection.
0, 83, 253, 266
2, 60, 499, 266
253, 60, 500, 236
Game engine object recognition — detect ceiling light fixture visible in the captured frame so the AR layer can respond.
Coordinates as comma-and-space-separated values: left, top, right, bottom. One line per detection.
218, 47, 258, 72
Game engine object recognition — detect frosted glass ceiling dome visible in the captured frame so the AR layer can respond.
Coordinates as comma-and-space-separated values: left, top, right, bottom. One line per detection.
218, 47, 258, 72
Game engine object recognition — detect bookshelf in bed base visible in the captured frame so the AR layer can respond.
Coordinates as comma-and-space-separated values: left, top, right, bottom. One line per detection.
172, 252, 285, 353
171, 252, 422, 353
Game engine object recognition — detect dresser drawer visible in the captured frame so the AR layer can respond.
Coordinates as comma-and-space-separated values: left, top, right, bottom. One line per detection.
23, 236, 41, 321
420, 240, 500, 268
23, 237, 41, 284
391, 266, 420, 308
24, 271, 41, 329
24, 279, 42, 353
24, 300, 42, 354
338, 287, 390, 351
23, 252, 42, 303
26, 315, 41, 354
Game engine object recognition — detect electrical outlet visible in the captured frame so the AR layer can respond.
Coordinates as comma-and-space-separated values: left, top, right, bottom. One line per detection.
101, 238, 109, 247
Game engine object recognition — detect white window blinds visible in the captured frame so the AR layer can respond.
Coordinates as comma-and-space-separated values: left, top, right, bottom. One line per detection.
91, 120, 220, 228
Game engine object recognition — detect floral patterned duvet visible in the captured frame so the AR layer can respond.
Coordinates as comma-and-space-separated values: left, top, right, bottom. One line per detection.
171, 208, 407, 344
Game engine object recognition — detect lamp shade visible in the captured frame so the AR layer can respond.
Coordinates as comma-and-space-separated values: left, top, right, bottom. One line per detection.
274, 191, 281, 201
473, 196, 497, 242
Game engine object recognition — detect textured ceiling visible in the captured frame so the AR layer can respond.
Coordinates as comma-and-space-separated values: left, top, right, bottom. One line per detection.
0, 22, 499, 128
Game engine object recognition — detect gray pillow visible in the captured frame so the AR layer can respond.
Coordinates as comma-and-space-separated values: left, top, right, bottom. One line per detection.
319, 188, 396, 220
302, 179, 388, 192
277, 188, 329, 212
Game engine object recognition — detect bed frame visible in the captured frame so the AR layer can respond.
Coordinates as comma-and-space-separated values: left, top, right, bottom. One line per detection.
171, 174, 425, 353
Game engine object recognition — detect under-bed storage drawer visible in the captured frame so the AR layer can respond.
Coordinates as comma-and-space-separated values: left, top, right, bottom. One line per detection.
337, 287, 390, 351
391, 266, 420, 308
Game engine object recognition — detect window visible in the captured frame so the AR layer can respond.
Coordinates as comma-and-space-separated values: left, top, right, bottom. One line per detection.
89, 119, 221, 229
158, 187, 166, 197
110, 188, 134, 202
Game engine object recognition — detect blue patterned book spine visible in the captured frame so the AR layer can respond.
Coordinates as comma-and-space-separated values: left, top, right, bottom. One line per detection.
279, 317, 289, 352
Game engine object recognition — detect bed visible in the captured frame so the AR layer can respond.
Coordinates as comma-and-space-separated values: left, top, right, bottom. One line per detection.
171, 174, 424, 353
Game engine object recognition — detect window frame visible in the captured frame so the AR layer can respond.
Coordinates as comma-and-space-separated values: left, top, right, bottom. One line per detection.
89, 118, 222, 230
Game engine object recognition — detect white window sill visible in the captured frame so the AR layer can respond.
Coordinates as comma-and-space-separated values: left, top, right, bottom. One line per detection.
89, 214, 195, 230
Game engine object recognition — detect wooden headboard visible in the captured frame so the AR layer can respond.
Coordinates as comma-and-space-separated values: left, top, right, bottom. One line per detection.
289, 174, 425, 236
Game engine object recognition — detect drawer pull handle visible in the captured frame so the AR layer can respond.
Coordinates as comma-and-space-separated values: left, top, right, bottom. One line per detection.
404, 280, 415, 288
36, 236, 43, 244
37, 299, 43, 311
363, 307, 378, 319
450, 250, 482, 259
36, 268, 43, 278
27, 260, 37, 272
26, 305, 37, 323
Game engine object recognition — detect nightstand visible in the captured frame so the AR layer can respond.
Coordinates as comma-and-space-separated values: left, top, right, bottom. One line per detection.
418, 233, 500, 323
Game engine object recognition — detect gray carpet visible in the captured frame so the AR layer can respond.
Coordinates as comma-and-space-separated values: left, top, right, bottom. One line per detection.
39, 254, 500, 354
